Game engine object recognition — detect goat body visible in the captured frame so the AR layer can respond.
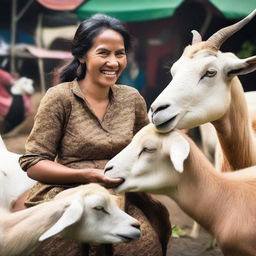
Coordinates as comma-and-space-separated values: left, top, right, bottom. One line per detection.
0, 135, 36, 210
105, 124, 256, 256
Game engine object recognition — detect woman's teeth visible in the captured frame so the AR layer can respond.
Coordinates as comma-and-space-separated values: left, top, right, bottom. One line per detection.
102, 71, 117, 75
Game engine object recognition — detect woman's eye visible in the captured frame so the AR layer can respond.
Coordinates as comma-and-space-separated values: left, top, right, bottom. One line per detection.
93, 206, 110, 215
138, 147, 156, 157
98, 51, 108, 55
116, 51, 126, 57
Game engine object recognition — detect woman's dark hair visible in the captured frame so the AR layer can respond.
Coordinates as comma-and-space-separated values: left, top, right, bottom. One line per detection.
59, 14, 132, 83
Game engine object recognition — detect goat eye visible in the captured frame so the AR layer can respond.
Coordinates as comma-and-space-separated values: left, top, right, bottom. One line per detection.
200, 69, 217, 81
94, 206, 104, 211
138, 147, 156, 157
93, 206, 110, 215
205, 70, 217, 77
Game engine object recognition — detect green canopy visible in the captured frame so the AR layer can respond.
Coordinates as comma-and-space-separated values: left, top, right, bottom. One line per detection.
75, 0, 255, 22
75, 0, 183, 22
209, 0, 256, 19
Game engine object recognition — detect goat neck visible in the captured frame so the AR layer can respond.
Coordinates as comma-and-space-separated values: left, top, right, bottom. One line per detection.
171, 136, 225, 233
212, 77, 256, 171
0, 200, 68, 256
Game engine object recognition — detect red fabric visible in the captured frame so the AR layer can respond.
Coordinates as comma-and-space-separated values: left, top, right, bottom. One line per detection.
0, 69, 14, 116
0, 69, 15, 88
36, 0, 84, 10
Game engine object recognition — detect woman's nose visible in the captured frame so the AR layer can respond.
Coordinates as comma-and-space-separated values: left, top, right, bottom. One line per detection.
106, 56, 118, 67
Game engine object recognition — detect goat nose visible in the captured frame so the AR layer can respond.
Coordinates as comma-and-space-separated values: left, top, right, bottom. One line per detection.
154, 104, 170, 115
132, 222, 141, 230
104, 165, 113, 174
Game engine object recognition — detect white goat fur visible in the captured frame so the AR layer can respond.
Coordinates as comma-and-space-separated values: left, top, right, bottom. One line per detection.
10, 77, 34, 95
105, 124, 256, 256
0, 135, 36, 209
149, 10, 256, 172
0, 183, 141, 256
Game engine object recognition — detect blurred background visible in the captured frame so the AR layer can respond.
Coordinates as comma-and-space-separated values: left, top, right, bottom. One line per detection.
0, 0, 255, 135
0, 2, 255, 255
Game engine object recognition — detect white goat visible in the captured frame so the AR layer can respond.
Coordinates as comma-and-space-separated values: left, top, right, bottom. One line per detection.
0, 183, 141, 256
105, 124, 256, 256
10, 77, 34, 96
0, 135, 36, 210
149, 9, 256, 172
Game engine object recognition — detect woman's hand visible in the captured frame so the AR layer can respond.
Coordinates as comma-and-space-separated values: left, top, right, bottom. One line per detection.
82, 169, 123, 188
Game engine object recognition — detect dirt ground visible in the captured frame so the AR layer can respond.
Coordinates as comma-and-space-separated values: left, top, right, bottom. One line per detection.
4, 133, 224, 256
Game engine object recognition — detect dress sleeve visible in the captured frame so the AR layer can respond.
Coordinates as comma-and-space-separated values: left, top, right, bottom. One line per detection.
133, 92, 149, 135
19, 87, 70, 171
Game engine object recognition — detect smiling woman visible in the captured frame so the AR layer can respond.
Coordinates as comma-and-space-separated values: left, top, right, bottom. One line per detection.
19, 14, 171, 256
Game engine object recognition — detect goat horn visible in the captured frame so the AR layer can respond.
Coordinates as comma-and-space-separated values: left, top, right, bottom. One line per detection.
191, 30, 202, 45
207, 9, 256, 49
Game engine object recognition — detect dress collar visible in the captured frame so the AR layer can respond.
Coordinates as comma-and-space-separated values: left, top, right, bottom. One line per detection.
70, 80, 116, 102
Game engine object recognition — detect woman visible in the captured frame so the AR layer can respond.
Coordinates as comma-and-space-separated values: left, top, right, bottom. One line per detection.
19, 14, 171, 256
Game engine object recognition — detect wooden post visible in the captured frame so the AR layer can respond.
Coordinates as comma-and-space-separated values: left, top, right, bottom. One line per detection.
10, 0, 17, 75
36, 13, 46, 93
10, 0, 34, 76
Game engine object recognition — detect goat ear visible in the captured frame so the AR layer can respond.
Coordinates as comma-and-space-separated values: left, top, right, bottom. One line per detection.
169, 132, 190, 173
39, 196, 83, 242
226, 56, 256, 77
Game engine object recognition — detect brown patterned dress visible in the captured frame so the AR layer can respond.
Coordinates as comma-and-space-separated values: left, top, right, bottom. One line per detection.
19, 81, 171, 256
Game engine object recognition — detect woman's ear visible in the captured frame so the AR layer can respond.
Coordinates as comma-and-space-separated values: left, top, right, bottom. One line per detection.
78, 58, 85, 64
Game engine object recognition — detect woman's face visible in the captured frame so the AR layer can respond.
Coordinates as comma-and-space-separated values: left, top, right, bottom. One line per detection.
83, 29, 127, 88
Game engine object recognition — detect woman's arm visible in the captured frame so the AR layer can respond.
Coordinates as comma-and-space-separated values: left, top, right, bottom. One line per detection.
27, 160, 122, 188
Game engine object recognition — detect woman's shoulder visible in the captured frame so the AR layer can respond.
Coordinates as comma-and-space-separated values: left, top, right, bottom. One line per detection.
40, 82, 74, 108
45, 82, 72, 100
46, 82, 73, 96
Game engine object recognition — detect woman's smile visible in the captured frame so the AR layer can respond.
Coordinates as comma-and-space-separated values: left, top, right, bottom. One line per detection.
100, 69, 119, 78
